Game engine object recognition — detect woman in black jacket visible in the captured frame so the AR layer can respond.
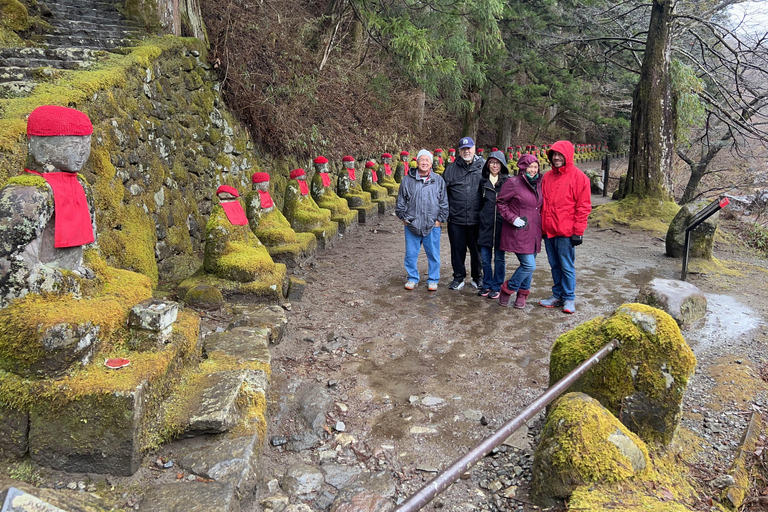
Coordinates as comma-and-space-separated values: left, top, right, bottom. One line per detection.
477, 150, 510, 299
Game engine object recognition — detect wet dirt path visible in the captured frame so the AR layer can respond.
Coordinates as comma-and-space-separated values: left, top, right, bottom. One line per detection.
254, 194, 729, 510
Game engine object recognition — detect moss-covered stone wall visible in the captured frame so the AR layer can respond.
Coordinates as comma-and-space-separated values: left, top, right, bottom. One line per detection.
0, 36, 314, 286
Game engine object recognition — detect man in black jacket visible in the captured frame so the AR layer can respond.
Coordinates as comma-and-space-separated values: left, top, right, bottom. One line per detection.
442, 136, 485, 290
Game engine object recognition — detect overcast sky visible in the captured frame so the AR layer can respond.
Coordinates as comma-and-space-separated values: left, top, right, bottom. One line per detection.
729, 1, 768, 33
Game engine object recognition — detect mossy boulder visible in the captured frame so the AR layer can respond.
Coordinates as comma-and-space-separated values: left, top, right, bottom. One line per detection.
589, 196, 680, 235
665, 199, 718, 259
375, 164, 399, 196
531, 392, 650, 506
0, 0, 29, 32
310, 172, 358, 235
183, 284, 224, 309
361, 168, 396, 214
549, 303, 696, 445
336, 170, 372, 208
282, 181, 338, 250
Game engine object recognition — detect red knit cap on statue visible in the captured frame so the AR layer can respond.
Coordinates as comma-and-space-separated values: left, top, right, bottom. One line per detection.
290, 168, 306, 179
252, 172, 270, 183
313, 156, 328, 164
492, 147, 498, 151
400, 151, 409, 156
381, 153, 392, 159
435, 148, 443, 153
449, 148, 456, 152
342, 156, 355, 162
27, 105, 93, 137
364, 161, 375, 168
216, 185, 239, 197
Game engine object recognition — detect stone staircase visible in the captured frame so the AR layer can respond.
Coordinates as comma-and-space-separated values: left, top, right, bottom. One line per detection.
0, 0, 145, 97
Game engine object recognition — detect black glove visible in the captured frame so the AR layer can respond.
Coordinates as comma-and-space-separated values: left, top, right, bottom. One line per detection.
571, 235, 583, 247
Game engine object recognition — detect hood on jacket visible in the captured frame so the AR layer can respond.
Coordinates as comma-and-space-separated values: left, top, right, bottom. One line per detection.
517, 154, 538, 174
547, 140, 575, 170
481, 150, 509, 179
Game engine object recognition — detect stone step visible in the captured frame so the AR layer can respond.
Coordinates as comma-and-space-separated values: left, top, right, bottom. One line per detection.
52, 18, 141, 35
0, 46, 104, 62
46, 0, 121, 14
47, 4, 123, 20
51, 24, 140, 39
44, 34, 140, 50
0, 80, 36, 97
0, 56, 94, 70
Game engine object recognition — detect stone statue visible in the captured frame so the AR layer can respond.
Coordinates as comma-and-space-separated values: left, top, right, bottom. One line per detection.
0, 105, 97, 308
361, 160, 396, 214
204, 185, 278, 282
433, 148, 445, 174
375, 153, 399, 196
283, 168, 338, 250
447, 148, 456, 163
309, 156, 358, 234
394, 151, 409, 183
337, 156, 376, 223
244, 171, 317, 267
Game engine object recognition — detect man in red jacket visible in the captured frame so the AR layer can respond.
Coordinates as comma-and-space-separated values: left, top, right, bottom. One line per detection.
539, 140, 592, 314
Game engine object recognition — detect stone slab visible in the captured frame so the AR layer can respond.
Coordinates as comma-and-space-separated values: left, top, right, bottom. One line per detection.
374, 196, 396, 215
287, 277, 306, 302
128, 299, 180, 331
229, 304, 288, 344
185, 369, 268, 435
0, 487, 65, 512
172, 432, 263, 498
204, 327, 271, 365
350, 204, 378, 224
140, 481, 240, 512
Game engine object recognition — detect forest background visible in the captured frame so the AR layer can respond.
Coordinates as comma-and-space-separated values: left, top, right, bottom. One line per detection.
200, 0, 768, 206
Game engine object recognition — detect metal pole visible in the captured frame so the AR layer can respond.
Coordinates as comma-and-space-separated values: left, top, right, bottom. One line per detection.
395, 338, 621, 512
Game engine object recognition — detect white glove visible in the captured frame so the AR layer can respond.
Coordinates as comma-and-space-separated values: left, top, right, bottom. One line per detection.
513, 217, 526, 228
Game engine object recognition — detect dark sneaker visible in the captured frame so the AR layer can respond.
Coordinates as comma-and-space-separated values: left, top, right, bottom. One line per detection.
448, 279, 465, 290
478, 288, 491, 297
487, 291, 500, 300
470, 278, 482, 289
562, 299, 576, 314
539, 295, 564, 308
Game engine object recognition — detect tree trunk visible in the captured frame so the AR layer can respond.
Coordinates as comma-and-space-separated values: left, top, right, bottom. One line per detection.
623, 0, 676, 200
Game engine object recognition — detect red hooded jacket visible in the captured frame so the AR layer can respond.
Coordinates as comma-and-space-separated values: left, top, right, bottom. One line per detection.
541, 140, 592, 237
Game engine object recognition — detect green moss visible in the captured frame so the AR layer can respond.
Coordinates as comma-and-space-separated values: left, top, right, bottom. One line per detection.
0, 0, 29, 32
183, 284, 224, 306
97, 202, 159, 286
550, 303, 696, 445
0, 250, 152, 380
590, 195, 680, 234
6, 174, 48, 190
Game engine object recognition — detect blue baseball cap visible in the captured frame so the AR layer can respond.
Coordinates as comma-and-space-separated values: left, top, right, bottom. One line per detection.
458, 137, 475, 149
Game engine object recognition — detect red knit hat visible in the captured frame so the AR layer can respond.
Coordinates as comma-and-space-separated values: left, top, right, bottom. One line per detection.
435, 148, 443, 153
492, 147, 498, 151
477, 148, 484, 153
216, 185, 239, 197
342, 155, 355, 162
364, 161, 376, 168
449, 148, 456, 152
507, 146, 513, 150
252, 172, 270, 183
381, 153, 392, 159
290, 168, 306, 179
400, 151, 409, 156
313, 156, 328, 164
27, 105, 93, 137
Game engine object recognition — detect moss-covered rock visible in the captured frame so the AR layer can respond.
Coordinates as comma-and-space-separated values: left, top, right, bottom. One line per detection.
665, 199, 719, 259
531, 392, 650, 506
549, 303, 696, 446
361, 167, 396, 214
375, 163, 399, 196
0, 0, 29, 32
590, 196, 680, 235
183, 284, 224, 308
282, 180, 338, 250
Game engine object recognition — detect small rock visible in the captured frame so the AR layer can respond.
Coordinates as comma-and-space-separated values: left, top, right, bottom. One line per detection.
262, 494, 289, 511
163, 461, 174, 468
409, 395, 419, 404
410, 426, 438, 434
710, 474, 736, 489
335, 421, 346, 432
267, 478, 280, 492
463, 409, 483, 421
480, 416, 489, 426
67, 482, 77, 490
271, 435, 289, 446
335, 433, 356, 446
422, 396, 445, 406
336, 402, 348, 412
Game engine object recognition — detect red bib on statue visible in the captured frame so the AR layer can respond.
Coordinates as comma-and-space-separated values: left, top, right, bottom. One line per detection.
348, 169, 356, 181
221, 200, 248, 225
384, 164, 392, 176
320, 172, 331, 187
258, 190, 274, 209
298, 180, 309, 196
25, 169, 94, 248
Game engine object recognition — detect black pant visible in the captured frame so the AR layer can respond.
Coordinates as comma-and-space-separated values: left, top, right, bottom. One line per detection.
447, 223, 481, 281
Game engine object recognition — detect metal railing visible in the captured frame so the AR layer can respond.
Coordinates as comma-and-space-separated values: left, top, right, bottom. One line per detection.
394, 338, 621, 512
681, 196, 729, 280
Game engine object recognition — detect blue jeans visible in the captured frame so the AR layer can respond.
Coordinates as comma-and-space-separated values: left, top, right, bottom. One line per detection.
544, 236, 576, 300
404, 226, 441, 284
506, 253, 536, 291
480, 245, 505, 291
